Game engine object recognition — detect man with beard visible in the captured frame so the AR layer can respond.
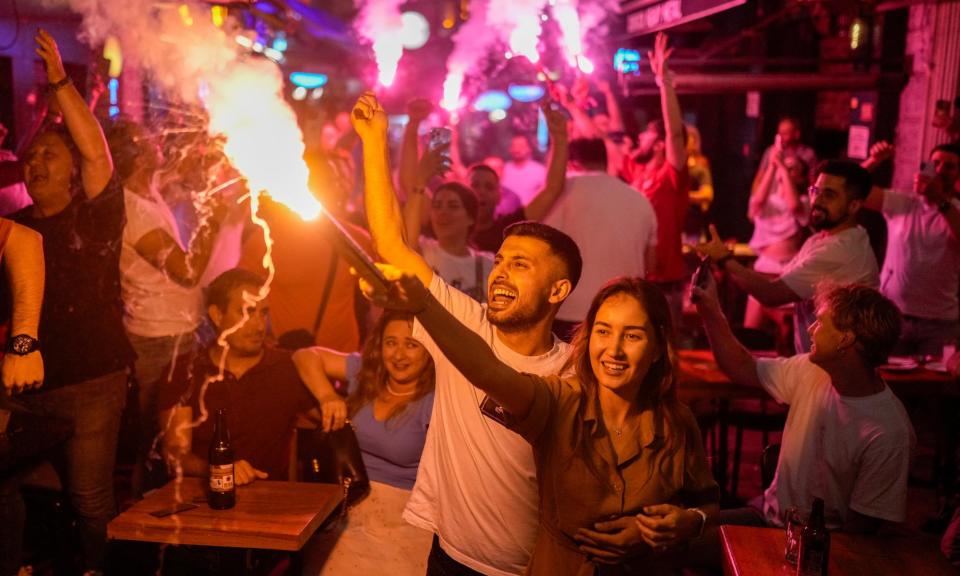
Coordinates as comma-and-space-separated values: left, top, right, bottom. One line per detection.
352, 93, 584, 576
861, 142, 960, 356
696, 160, 879, 353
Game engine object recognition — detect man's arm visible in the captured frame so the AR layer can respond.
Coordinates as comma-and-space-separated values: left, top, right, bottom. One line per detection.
351, 93, 433, 285
649, 33, 686, 171
2, 222, 44, 393
861, 141, 894, 211
598, 81, 625, 132
695, 225, 801, 307
160, 406, 208, 478
35, 30, 113, 199
523, 104, 569, 221
692, 271, 762, 389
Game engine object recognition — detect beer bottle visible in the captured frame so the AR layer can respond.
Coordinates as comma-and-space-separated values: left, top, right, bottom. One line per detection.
796, 498, 830, 576
208, 408, 236, 509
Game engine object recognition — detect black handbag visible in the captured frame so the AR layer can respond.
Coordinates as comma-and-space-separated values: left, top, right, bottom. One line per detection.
297, 421, 370, 506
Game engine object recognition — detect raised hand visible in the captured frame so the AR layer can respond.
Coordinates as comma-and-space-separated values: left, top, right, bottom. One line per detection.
34, 29, 67, 85
407, 98, 434, 124
357, 263, 430, 314
542, 100, 568, 143
868, 140, 895, 165
647, 32, 674, 82
351, 91, 388, 142
693, 224, 732, 262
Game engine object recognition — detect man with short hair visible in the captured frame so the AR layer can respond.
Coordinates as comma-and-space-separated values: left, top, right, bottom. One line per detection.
861, 142, 960, 355
695, 278, 914, 533
543, 137, 658, 340
502, 134, 547, 206
353, 93, 585, 575
158, 268, 346, 485
696, 160, 880, 352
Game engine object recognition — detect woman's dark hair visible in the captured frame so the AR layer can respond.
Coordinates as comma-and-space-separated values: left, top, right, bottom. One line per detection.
566, 277, 686, 473
104, 116, 153, 183
433, 181, 479, 233
32, 125, 83, 195
347, 311, 435, 422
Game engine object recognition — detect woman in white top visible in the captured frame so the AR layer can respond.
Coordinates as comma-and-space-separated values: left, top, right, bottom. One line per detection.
105, 118, 230, 496
745, 146, 809, 329
398, 103, 493, 301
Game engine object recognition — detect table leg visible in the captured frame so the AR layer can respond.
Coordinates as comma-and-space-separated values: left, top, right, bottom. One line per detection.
718, 399, 730, 500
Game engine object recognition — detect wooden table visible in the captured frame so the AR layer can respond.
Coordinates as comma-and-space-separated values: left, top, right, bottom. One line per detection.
720, 525, 956, 575
108, 478, 343, 551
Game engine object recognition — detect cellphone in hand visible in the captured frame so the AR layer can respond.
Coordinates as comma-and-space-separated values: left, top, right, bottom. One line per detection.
428, 127, 453, 168
689, 259, 711, 303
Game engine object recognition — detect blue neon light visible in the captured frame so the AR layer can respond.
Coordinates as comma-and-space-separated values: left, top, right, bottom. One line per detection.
473, 90, 512, 112
508, 84, 545, 103
272, 35, 288, 52
289, 72, 328, 89
614, 48, 641, 74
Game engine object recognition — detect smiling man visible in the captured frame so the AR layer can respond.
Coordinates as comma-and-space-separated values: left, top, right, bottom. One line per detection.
352, 92, 583, 576
694, 278, 914, 535
696, 160, 879, 353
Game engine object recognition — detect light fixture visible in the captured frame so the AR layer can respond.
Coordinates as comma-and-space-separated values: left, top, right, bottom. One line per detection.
290, 72, 328, 89
400, 11, 430, 50
508, 84, 545, 103
474, 90, 512, 112
292, 86, 307, 101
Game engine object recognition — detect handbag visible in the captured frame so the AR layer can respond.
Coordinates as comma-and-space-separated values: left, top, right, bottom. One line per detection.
297, 421, 370, 507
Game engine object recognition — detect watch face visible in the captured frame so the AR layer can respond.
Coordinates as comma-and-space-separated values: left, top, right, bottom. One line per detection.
11, 336, 36, 354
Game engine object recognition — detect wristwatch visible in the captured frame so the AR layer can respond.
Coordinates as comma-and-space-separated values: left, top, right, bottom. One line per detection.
48, 76, 72, 92
6, 334, 40, 355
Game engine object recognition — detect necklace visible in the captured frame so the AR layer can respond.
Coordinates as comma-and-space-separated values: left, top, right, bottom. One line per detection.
385, 383, 417, 397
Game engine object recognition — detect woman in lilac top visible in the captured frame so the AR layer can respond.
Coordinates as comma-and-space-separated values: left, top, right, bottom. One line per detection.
295, 311, 435, 489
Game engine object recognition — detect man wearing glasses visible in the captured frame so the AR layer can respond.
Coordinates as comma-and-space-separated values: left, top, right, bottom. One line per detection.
696, 160, 879, 353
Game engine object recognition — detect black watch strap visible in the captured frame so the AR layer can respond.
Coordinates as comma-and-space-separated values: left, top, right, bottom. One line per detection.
6, 334, 39, 355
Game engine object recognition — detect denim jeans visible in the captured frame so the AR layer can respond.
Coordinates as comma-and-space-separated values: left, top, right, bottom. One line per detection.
426, 535, 486, 576
126, 330, 195, 497
0, 370, 127, 574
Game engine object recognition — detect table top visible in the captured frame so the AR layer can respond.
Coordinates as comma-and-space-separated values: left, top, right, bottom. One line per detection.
678, 349, 957, 403
720, 525, 956, 576
108, 478, 343, 551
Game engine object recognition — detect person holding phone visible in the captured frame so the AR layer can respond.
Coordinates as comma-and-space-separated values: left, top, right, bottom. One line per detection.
860, 141, 960, 357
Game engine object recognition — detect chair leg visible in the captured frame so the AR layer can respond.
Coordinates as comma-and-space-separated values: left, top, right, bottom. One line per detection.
731, 425, 744, 501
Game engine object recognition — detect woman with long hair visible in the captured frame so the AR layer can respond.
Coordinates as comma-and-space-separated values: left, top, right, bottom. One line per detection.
294, 310, 435, 489
372, 275, 718, 575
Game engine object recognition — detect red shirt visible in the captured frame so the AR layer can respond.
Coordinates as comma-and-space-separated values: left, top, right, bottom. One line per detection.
626, 160, 690, 282
158, 346, 315, 481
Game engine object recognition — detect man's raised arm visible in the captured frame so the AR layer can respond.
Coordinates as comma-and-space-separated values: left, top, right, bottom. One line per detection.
351, 93, 433, 285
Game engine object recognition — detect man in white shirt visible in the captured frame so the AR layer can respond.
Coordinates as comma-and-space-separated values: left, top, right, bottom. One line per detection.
696, 160, 879, 352
353, 94, 585, 575
861, 142, 960, 356
501, 135, 547, 206
543, 137, 658, 340
694, 278, 914, 533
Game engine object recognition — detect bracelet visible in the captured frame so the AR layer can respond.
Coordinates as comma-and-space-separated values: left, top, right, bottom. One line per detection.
48, 76, 72, 92
714, 253, 734, 270
688, 507, 708, 538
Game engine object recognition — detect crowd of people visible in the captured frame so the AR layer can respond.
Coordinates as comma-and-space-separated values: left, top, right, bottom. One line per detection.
0, 27, 959, 576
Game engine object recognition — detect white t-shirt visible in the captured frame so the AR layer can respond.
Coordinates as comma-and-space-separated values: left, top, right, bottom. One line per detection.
420, 237, 494, 302
502, 160, 547, 206
404, 275, 572, 576
543, 172, 658, 322
779, 226, 879, 352
120, 188, 203, 337
757, 355, 914, 530
880, 190, 960, 319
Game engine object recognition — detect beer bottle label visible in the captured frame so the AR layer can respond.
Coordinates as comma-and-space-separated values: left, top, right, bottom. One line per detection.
210, 463, 235, 492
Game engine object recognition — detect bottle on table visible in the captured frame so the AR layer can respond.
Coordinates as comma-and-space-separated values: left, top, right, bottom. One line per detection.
796, 498, 830, 575
209, 408, 236, 510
